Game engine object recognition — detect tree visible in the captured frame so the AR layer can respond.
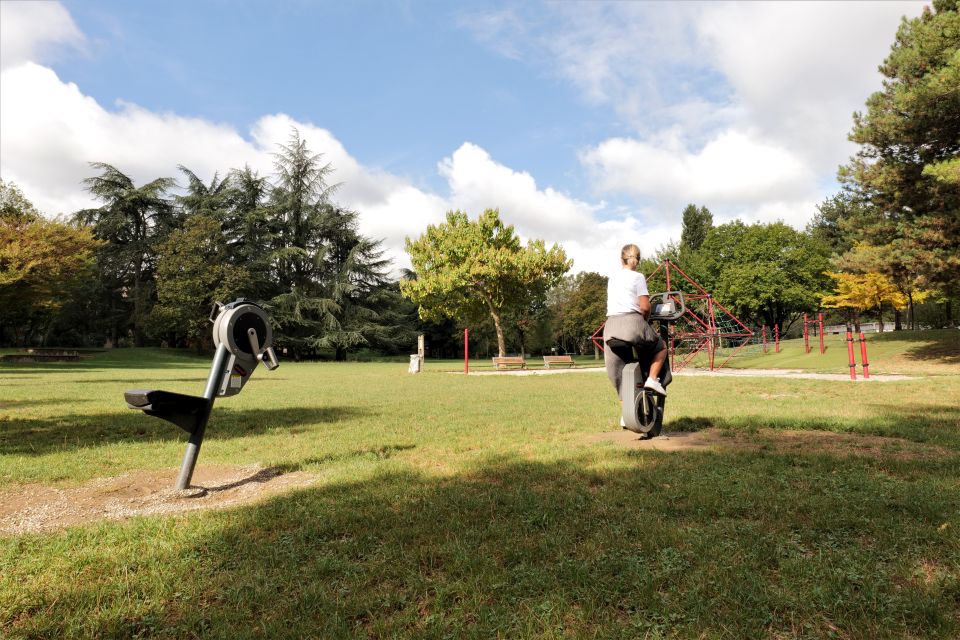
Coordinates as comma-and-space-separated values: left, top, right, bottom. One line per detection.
0, 178, 40, 224
223, 165, 275, 301
821, 272, 908, 332
148, 215, 250, 348
265, 130, 402, 360
549, 272, 608, 354
679, 204, 713, 254
806, 193, 861, 257
696, 221, 831, 332
838, 0, 960, 288
0, 181, 99, 346
314, 206, 398, 360
832, 241, 934, 330
265, 130, 341, 357
401, 209, 571, 357
74, 163, 176, 346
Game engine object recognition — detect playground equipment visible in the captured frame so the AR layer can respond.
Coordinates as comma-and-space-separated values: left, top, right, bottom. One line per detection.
124, 299, 279, 490
592, 261, 754, 372
614, 291, 686, 438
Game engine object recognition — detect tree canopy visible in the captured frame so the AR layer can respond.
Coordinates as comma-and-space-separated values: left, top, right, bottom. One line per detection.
821, 272, 908, 332
401, 209, 571, 357
0, 181, 100, 345
695, 221, 831, 331
838, 0, 960, 290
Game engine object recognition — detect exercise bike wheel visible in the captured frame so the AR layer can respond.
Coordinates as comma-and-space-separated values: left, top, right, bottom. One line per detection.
633, 389, 662, 437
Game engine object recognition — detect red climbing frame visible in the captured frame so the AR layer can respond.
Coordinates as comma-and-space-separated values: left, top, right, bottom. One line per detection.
591, 260, 754, 372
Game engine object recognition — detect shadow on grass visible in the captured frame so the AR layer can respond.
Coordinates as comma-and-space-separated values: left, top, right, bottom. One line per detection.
0, 398, 94, 409
871, 329, 960, 364
0, 406, 368, 456
667, 403, 960, 447
6, 454, 957, 639
274, 444, 417, 473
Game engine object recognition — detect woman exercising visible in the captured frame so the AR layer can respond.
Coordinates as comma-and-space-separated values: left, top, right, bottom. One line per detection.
603, 244, 668, 403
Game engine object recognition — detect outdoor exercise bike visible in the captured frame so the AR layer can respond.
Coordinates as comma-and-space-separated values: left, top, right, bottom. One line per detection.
124, 299, 279, 490
609, 291, 686, 439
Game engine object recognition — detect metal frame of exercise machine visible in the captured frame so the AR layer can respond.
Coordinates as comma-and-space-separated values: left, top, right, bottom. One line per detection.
124, 299, 279, 490
616, 291, 686, 438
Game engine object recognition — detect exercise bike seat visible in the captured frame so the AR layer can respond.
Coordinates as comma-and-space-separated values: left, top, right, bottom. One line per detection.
124, 389, 209, 434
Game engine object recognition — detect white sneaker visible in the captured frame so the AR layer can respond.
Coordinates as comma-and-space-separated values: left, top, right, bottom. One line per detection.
644, 377, 666, 396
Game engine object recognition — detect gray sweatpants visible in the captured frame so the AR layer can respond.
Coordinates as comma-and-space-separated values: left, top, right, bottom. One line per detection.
603, 312, 665, 394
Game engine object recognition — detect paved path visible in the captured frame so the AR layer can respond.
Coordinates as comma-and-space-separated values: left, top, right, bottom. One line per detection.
465, 366, 912, 381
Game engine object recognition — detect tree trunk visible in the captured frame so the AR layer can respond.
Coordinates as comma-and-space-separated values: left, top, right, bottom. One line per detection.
894, 308, 902, 331
877, 306, 884, 332
907, 291, 915, 330
484, 296, 507, 357
335, 346, 347, 362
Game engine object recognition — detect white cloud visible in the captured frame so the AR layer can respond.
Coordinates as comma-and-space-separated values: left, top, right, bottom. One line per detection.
439, 143, 600, 239
581, 129, 815, 217
695, 1, 923, 167
2, 60, 643, 275
0, 63, 267, 216
0, 1, 85, 70
463, 1, 926, 231
435, 142, 671, 274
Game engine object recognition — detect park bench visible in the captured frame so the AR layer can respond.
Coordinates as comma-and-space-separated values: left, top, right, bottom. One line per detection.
542, 355, 576, 368
492, 356, 527, 370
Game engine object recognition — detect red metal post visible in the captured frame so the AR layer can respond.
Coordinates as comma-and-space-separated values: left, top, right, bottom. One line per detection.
818, 313, 825, 354
846, 330, 857, 380
707, 295, 715, 371
774, 324, 780, 353
858, 331, 870, 379
464, 328, 469, 375
762, 325, 767, 353
804, 313, 810, 353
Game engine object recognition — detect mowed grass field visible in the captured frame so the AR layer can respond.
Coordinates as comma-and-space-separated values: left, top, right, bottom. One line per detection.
1, 331, 959, 639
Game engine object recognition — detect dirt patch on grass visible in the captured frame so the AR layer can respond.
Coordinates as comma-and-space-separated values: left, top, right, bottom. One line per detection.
590, 428, 951, 460
0, 464, 318, 535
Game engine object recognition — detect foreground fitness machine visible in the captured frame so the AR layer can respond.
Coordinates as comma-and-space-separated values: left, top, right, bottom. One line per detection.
124, 299, 279, 489
614, 291, 686, 439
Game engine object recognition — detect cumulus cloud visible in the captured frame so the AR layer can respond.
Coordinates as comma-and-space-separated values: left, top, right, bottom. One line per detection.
463, 1, 926, 229
0, 1, 85, 70
581, 129, 815, 216
695, 1, 923, 167
1, 0, 666, 276
1, 58, 637, 274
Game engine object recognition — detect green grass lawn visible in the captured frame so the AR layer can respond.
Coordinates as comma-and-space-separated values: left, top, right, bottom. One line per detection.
1, 333, 959, 639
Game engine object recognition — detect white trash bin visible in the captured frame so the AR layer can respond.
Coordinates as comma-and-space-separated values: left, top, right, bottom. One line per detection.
408, 354, 422, 373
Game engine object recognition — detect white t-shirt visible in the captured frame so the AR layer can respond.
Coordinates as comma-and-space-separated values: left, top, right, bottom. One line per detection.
606, 268, 650, 315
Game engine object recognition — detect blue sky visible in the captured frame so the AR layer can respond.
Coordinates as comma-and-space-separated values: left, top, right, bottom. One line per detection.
0, 1, 925, 273
55, 1, 618, 196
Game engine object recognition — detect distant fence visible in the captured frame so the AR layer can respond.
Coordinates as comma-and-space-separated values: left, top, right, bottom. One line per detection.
823, 323, 880, 335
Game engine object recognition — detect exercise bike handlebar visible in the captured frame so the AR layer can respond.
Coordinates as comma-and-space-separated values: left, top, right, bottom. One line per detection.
649, 291, 686, 322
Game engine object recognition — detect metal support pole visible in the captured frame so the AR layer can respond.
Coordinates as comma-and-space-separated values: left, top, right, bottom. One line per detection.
464, 328, 469, 375
707, 295, 715, 371
762, 325, 767, 353
818, 313, 825, 354
175, 343, 229, 490
775, 324, 780, 353
858, 331, 870, 379
804, 313, 810, 353
846, 330, 857, 381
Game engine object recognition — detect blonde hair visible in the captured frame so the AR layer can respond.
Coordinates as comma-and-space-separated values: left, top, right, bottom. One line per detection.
621, 244, 641, 265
